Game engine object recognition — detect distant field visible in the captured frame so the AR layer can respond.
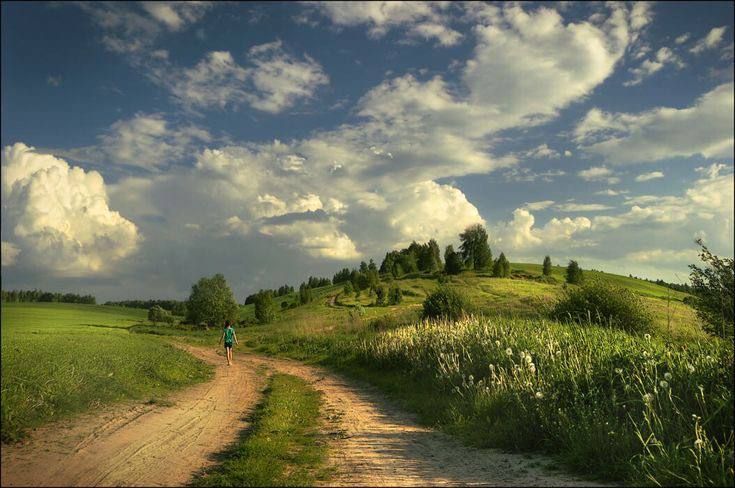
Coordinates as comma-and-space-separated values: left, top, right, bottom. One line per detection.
1, 303, 212, 442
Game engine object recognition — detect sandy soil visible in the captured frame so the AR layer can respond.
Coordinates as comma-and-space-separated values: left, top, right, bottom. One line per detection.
1, 345, 607, 487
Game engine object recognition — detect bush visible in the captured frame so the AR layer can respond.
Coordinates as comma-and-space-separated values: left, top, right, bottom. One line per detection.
550, 280, 653, 333
688, 239, 734, 339
566, 260, 583, 284
281, 301, 289, 309
148, 305, 173, 324
422, 286, 470, 321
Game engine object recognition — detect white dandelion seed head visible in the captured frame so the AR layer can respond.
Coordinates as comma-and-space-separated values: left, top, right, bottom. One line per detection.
643, 393, 654, 404
495, 340, 501, 347
520, 351, 526, 360
664, 372, 672, 381
644, 334, 651, 341
694, 439, 704, 447
687, 364, 695, 374
506, 348, 513, 356
615, 368, 623, 374
659, 380, 669, 389
535, 391, 544, 399
525, 355, 532, 364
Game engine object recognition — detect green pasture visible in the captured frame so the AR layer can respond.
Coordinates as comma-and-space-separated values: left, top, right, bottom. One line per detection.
1, 303, 212, 442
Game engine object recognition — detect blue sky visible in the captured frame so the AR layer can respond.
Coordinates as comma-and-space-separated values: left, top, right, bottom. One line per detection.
1, 1, 733, 301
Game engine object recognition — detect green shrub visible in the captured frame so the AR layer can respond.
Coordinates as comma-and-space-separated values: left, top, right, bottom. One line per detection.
375, 285, 387, 306
550, 280, 653, 333
422, 286, 470, 321
254, 291, 276, 324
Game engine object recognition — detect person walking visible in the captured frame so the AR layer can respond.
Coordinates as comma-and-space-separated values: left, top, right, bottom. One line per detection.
218, 320, 238, 366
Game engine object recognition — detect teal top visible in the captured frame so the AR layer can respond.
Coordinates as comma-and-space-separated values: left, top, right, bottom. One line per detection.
224, 327, 235, 343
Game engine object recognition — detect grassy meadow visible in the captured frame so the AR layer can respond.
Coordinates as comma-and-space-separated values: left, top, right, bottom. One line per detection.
1, 303, 212, 442
219, 265, 731, 486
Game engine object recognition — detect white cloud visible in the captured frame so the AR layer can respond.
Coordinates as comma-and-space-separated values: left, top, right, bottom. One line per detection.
260, 218, 360, 260
524, 200, 555, 211
1, 241, 20, 267
564, 150, 572, 157
675, 33, 690, 44
595, 188, 629, 196
59, 113, 212, 170
1, 143, 140, 276
305, 1, 463, 46
78, 2, 213, 54
623, 46, 685, 87
493, 208, 592, 250
386, 181, 484, 247
575, 83, 734, 163
151, 41, 329, 113
521, 144, 560, 159
46, 75, 62, 87
635, 171, 664, 182
690, 26, 727, 54
577, 166, 620, 184
502, 167, 566, 183
626, 248, 697, 264
555, 203, 614, 212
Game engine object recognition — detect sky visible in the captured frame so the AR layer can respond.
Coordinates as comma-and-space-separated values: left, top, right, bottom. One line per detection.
1, 1, 733, 302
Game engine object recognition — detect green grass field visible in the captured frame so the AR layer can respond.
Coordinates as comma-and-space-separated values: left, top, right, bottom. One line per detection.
1, 303, 213, 442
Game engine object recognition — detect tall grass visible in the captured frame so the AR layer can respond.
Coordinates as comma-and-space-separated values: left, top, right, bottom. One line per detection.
356, 316, 733, 485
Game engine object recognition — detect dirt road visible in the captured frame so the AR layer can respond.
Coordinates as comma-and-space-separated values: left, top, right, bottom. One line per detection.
1, 346, 603, 487
0, 346, 265, 487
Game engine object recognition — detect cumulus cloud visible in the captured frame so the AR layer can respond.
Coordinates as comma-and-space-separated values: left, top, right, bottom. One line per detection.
595, 189, 629, 196
259, 218, 360, 260
577, 166, 620, 184
575, 83, 734, 163
524, 200, 555, 211
623, 46, 685, 87
625, 248, 697, 264
59, 113, 212, 170
555, 202, 614, 212
1, 241, 20, 267
150, 41, 329, 113
303, 1, 463, 46
1, 143, 140, 276
493, 208, 592, 250
690, 26, 727, 54
675, 33, 690, 45
635, 171, 664, 182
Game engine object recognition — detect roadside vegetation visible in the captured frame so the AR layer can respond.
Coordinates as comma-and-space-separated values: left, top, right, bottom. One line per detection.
0, 303, 212, 442
192, 373, 328, 487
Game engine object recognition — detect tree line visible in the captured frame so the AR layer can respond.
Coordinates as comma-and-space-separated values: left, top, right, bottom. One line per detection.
104, 299, 187, 316
1, 289, 96, 304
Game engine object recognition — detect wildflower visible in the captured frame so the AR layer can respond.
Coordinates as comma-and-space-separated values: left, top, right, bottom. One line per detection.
705, 355, 712, 362
529, 363, 536, 373
525, 355, 532, 364
687, 364, 695, 374
495, 340, 501, 347
642, 351, 649, 358
643, 393, 654, 404
506, 347, 513, 356
535, 391, 544, 399
488, 364, 495, 372
694, 439, 704, 448
520, 351, 526, 360
644, 334, 651, 341
659, 380, 669, 389
615, 368, 623, 374
664, 372, 672, 381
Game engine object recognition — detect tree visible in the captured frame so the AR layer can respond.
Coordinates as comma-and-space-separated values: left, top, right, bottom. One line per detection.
343, 281, 354, 296
428, 239, 442, 270
375, 285, 387, 306
459, 224, 492, 270
388, 284, 403, 305
254, 291, 276, 324
543, 256, 552, 276
186, 274, 238, 327
689, 239, 734, 339
299, 283, 313, 305
566, 260, 583, 285
444, 245, 464, 275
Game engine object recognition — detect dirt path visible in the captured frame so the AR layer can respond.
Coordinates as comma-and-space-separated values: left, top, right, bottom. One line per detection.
241, 354, 604, 487
0, 346, 265, 487
2, 346, 605, 487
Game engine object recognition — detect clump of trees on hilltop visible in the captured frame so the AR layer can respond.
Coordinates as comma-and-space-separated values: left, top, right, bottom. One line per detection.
379, 240, 442, 277
1, 289, 96, 304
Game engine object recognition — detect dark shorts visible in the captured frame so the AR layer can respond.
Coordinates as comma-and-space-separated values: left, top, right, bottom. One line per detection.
224, 341, 233, 349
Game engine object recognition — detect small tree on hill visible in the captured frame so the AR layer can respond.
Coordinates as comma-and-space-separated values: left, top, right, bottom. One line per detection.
493, 253, 510, 278
459, 224, 493, 270
566, 260, 583, 284
388, 284, 403, 305
186, 274, 239, 327
689, 239, 734, 339
543, 256, 552, 276
375, 285, 387, 306
254, 290, 276, 324
299, 283, 313, 305
148, 305, 173, 324
343, 281, 354, 296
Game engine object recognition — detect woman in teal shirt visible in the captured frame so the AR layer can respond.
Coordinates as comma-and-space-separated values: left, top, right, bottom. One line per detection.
218, 320, 238, 366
